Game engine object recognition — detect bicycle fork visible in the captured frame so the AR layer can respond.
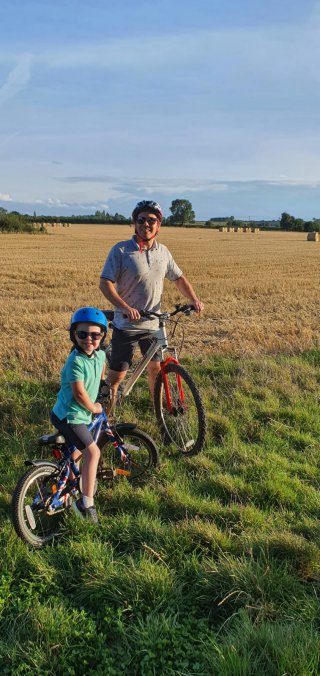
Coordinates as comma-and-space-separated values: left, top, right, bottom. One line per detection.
161, 357, 185, 414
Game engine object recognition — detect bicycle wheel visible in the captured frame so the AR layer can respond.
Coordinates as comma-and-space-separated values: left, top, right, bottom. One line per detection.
154, 362, 206, 456
12, 463, 68, 547
97, 426, 159, 481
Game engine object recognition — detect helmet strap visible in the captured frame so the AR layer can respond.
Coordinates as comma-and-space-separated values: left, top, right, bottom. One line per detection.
134, 227, 159, 252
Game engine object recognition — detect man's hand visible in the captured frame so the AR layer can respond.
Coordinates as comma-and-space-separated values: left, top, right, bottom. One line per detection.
92, 402, 103, 414
192, 299, 204, 313
174, 275, 204, 314
124, 307, 141, 321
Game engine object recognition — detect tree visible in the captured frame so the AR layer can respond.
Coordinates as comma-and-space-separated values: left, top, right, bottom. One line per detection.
280, 212, 306, 231
169, 199, 195, 226
280, 212, 296, 229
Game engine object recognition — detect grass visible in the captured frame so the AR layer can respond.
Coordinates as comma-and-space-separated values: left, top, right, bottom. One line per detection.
1, 351, 320, 674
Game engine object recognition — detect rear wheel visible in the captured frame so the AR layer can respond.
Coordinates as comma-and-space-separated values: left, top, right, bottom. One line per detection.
98, 427, 159, 481
154, 363, 206, 456
12, 463, 68, 547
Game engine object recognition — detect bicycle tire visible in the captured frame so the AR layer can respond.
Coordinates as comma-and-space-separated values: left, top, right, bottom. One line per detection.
97, 427, 159, 481
154, 363, 206, 456
12, 463, 68, 547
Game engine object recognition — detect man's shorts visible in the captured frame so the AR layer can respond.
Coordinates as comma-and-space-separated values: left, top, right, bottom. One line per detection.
109, 327, 160, 372
50, 411, 94, 451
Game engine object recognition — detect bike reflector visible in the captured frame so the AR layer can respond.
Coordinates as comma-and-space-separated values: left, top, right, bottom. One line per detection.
25, 505, 36, 530
114, 469, 131, 476
52, 449, 62, 459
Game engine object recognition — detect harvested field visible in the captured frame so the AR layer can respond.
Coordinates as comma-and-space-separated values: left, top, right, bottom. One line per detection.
1, 225, 319, 378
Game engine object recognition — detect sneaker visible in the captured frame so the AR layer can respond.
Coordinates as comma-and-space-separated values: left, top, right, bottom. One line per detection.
72, 498, 99, 524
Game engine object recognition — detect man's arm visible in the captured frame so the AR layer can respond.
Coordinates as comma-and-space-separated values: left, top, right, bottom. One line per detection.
174, 275, 204, 313
99, 278, 141, 321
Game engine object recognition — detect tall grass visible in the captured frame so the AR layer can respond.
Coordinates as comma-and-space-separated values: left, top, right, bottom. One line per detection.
1, 351, 320, 674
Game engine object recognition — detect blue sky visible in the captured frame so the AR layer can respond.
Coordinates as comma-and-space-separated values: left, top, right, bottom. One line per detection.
1, 0, 320, 220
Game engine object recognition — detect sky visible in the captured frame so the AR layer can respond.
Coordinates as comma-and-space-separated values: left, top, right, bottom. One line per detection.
1, 0, 320, 220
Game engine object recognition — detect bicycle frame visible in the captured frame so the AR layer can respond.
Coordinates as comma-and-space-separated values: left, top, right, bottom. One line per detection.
32, 411, 132, 515
120, 321, 179, 399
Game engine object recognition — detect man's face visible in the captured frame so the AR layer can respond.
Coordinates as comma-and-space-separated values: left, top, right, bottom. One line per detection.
134, 211, 160, 240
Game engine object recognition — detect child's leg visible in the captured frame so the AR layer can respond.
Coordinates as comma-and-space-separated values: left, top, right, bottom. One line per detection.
80, 441, 100, 499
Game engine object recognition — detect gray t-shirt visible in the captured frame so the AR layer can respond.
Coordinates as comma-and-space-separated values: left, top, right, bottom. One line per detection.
100, 236, 183, 330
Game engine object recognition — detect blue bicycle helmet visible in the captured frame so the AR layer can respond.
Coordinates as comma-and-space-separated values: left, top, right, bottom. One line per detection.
132, 200, 163, 221
70, 307, 108, 332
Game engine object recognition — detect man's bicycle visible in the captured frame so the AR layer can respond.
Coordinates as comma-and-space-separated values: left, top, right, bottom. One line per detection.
11, 408, 159, 547
103, 304, 206, 456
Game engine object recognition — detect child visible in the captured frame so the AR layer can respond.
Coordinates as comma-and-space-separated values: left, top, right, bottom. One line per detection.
50, 306, 108, 523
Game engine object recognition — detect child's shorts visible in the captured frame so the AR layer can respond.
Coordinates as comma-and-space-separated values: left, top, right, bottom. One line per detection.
50, 411, 94, 451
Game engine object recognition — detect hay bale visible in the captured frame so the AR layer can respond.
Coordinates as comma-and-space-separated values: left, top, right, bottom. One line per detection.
227, 227, 234, 232
234, 227, 238, 232
242, 227, 247, 233
307, 232, 319, 241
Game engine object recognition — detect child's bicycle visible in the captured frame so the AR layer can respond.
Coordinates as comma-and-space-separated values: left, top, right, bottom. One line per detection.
103, 304, 206, 456
11, 407, 159, 548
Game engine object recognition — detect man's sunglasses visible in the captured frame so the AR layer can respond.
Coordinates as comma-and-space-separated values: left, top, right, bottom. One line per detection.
75, 331, 103, 340
135, 216, 158, 226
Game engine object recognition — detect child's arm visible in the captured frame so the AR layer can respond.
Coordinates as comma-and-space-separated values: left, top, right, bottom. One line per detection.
71, 381, 102, 414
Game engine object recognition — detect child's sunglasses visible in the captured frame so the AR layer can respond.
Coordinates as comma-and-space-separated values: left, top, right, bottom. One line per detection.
76, 331, 103, 340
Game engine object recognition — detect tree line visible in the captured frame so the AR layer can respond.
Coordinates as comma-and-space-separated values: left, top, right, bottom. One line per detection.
279, 212, 320, 232
1, 203, 320, 233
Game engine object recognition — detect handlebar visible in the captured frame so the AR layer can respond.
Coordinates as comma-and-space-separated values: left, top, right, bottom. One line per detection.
103, 304, 196, 323
139, 304, 195, 320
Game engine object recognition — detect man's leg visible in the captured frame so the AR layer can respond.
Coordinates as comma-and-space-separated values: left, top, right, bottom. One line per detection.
105, 368, 127, 414
146, 361, 161, 400
105, 328, 135, 413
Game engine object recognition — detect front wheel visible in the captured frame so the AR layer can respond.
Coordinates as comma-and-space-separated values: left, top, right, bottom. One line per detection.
154, 363, 206, 456
98, 427, 159, 482
11, 463, 67, 547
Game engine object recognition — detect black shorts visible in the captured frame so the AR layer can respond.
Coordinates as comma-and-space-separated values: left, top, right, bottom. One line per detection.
109, 327, 160, 372
50, 411, 94, 451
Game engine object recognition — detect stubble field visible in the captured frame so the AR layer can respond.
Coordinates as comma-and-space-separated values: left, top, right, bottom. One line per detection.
0, 224, 319, 379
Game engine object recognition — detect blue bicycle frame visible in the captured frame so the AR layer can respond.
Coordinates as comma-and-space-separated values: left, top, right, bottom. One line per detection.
34, 410, 129, 514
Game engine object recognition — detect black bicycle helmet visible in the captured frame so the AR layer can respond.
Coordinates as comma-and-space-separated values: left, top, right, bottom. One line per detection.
132, 200, 163, 221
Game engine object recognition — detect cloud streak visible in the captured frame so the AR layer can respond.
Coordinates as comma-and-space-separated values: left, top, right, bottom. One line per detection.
0, 54, 33, 108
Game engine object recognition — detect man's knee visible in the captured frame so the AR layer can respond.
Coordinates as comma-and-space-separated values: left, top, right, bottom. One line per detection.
107, 369, 127, 386
147, 362, 161, 375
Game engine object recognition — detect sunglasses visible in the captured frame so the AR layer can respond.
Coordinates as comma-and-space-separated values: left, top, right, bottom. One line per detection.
136, 216, 158, 226
75, 331, 103, 340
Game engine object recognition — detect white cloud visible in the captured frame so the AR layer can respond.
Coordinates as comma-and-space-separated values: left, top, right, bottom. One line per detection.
0, 193, 13, 201
0, 54, 33, 108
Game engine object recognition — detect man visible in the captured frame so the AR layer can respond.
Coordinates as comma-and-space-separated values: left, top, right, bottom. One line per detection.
99, 200, 204, 409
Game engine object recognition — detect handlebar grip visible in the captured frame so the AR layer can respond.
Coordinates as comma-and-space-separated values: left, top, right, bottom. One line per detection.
122, 309, 150, 318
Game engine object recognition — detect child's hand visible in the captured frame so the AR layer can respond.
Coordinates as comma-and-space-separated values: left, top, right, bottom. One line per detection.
92, 402, 103, 414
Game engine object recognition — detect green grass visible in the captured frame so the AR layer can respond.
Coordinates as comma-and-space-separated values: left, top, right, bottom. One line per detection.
1, 351, 320, 674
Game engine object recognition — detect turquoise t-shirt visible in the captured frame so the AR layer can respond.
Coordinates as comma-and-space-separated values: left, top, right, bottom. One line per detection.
52, 349, 106, 424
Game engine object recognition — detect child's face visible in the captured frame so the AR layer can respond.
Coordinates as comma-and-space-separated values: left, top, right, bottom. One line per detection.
74, 323, 103, 355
